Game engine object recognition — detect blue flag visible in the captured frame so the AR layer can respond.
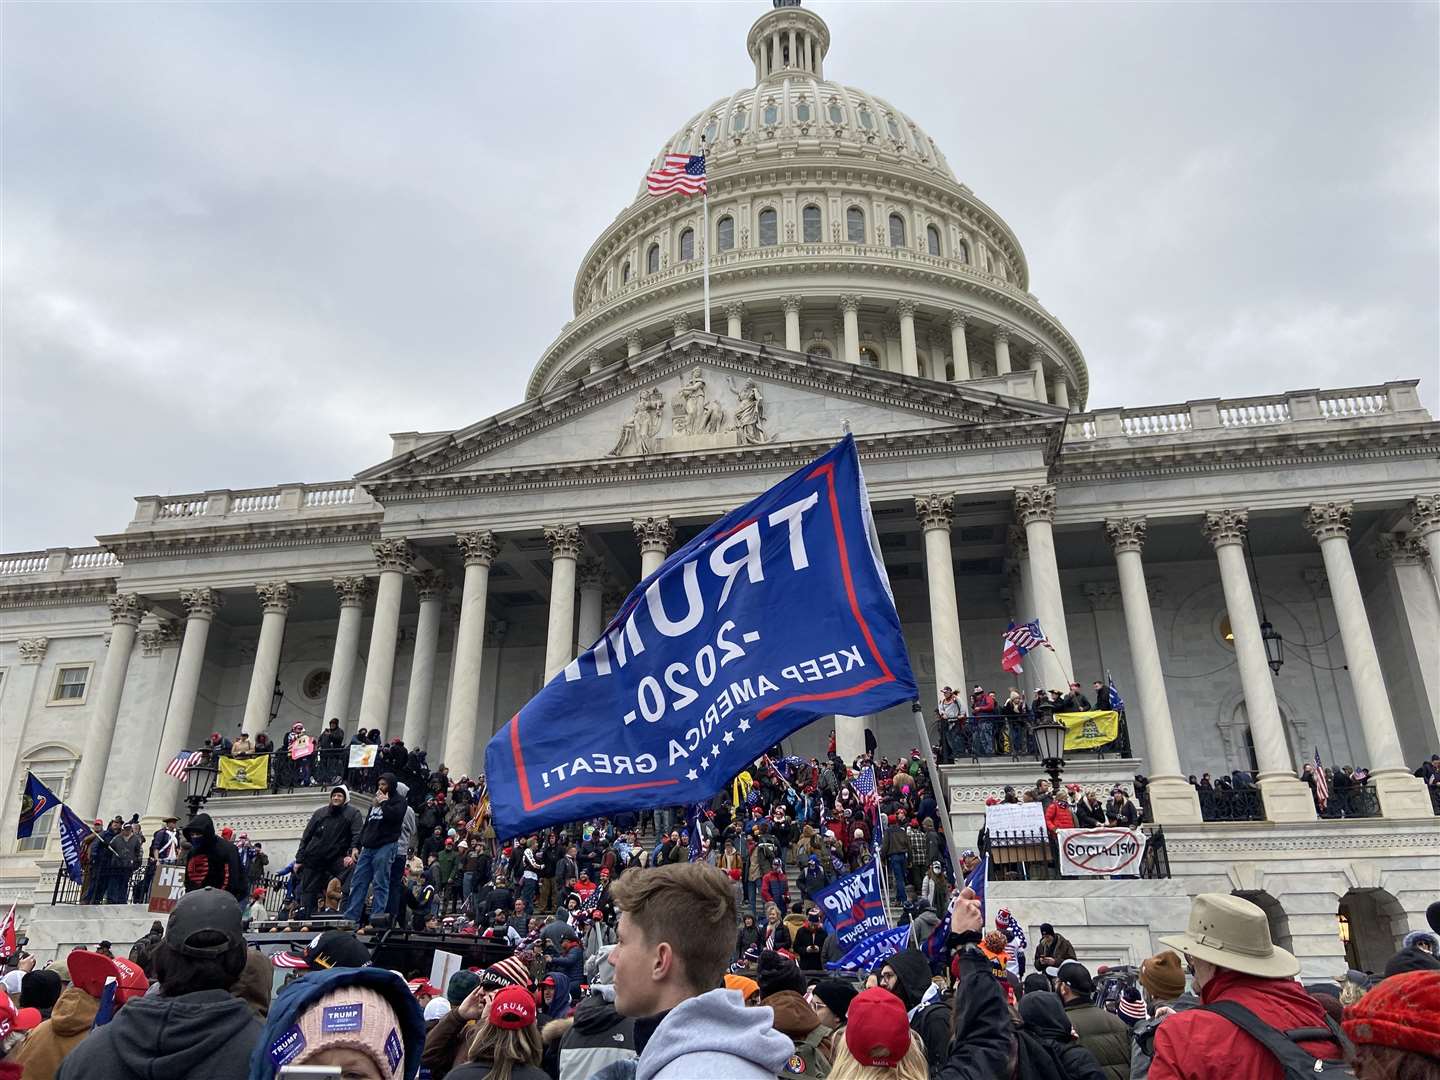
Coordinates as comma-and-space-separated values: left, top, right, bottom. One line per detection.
1106, 671, 1126, 713
58, 805, 91, 884
485, 436, 917, 837
812, 863, 888, 950
923, 854, 988, 968
18, 772, 61, 839
826, 924, 912, 971
91, 979, 118, 1028
965, 853, 988, 922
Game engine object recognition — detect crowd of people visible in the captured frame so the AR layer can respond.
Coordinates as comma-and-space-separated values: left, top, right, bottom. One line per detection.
933, 680, 1121, 761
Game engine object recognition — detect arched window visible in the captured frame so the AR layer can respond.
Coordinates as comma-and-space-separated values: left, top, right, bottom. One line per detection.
646, 244, 660, 274
888, 213, 906, 248
828, 100, 844, 125
679, 227, 695, 263
795, 100, 811, 124
763, 100, 779, 126
956, 238, 969, 264
859, 347, 881, 368
846, 207, 865, 243
802, 205, 821, 243
758, 208, 778, 247
621, 261, 631, 284
703, 119, 718, 146
16, 744, 77, 852
926, 224, 942, 256
886, 115, 902, 141
732, 109, 749, 134
857, 106, 874, 131
716, 215, 735, 252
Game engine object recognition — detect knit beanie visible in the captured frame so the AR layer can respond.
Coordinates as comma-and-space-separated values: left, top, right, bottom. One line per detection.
1342, 970, 1440, 1057
1139, 950, 1186, 1001
811, 978, 858, 1022
447, 970, 481, 1007
20, 970, 62, 1014
293, 986, 405, 1079
482, 954, 531, 989
756, 949, 806, 999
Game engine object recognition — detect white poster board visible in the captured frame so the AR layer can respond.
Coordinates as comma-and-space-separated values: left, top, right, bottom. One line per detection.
984, 802, 1045, 841
1056, 828, 1148, 876
348, 744, 378, 768
429, 949, 463, 994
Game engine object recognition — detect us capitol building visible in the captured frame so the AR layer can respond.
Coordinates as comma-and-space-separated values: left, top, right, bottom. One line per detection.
3, 2, 1436, 974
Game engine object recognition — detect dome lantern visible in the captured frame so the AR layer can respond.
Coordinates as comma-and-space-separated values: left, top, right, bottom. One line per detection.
747, 0, 830, 83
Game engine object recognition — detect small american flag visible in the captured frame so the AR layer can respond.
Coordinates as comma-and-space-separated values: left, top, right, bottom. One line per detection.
1002, 619, 1053, 673
647, 153, 706, 196
1312, 748, 1330, 811
165, 750, 203, 781
853, 765, 879, 814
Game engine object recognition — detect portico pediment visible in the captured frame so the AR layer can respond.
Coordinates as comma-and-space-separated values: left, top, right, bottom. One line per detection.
359, 334, 1064, 493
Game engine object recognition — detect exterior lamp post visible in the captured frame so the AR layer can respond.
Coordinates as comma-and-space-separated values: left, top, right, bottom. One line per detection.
1245, 535, 1284, 676
1033, 717, 1067, 793
269, 679, 284, 722
184, 757, 219, 821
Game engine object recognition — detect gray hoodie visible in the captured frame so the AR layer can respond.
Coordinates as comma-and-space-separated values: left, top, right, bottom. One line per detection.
634, 988, 794, 1080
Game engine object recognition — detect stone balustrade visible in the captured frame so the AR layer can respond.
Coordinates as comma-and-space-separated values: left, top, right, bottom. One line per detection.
0, 546, 122, 577
1066, 381, 1423, 442
133, 481, 375, 526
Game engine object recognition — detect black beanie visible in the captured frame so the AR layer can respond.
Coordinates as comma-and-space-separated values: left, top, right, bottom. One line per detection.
21, 969, 63, 1013
756, 949, 806, 999
811, 978, 858, 1021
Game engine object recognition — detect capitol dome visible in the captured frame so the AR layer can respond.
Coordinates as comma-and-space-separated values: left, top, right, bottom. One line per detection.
527, 0, 1088, 409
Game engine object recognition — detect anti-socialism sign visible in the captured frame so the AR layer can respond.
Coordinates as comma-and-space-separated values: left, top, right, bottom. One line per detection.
484, 436, 917, 839
1056, 828, 1148, 876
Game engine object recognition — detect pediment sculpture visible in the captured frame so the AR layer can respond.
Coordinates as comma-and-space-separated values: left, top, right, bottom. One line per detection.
608, 368, 772, 457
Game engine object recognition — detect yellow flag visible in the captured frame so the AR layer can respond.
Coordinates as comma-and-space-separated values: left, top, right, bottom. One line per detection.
1057, 710, 1120, 751
217, 754, 270, 791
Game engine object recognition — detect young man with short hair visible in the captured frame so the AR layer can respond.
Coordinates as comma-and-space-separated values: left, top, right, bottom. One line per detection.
608, 861, 793, 1079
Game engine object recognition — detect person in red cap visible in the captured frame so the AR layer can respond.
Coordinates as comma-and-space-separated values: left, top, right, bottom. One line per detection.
11, 949, 148, 1080
447, 985, 547, 1080
1342, 969, 1439, 1079
832, 987, 928, 1077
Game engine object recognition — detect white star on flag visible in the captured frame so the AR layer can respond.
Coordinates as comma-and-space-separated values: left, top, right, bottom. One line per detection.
723, 731, 734, 744
739, 719, 751, 732
686, 769, 698, 781
700, 757, 710, 770
711, 744, 721, 757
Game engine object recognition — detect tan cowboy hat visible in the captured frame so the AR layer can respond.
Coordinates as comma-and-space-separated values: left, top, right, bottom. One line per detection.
1159, 893, 1298, 979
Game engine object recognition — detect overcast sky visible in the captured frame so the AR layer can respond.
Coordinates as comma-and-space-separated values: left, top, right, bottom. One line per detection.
4, 1, 1436, 552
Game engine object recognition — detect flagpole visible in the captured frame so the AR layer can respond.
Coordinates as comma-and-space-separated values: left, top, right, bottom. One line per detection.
701, 138, 711, 333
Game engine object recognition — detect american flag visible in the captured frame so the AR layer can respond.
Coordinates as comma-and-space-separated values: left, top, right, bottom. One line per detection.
853, 765, 877, 808
1001, 619, 1053, 674
165, 750, 203, 781
647, 153, 706, 196
1312, 748, 1330, 811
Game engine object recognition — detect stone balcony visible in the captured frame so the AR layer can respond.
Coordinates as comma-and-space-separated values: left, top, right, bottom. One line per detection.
128, 481, 379, 529
0, 546, 122, 580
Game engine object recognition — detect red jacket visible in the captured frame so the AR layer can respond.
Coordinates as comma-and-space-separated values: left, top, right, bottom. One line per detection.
1044, 801, 1076, 833
1150, 969, 1344, 1080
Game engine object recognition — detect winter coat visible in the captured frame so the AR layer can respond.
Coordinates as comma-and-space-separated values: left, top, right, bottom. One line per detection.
56, 989, 261, 1080
1045, 802, 1077, 833
634, 987, 793, 1080
1106, 799, 1139, 827
760, 989, 834, 1063
1035, 931, 1077, 970
182, 813, 248, 902
1018, 992, 1105, 1080
792, 925, 828, 972
447, 1061, 550, 1080
358, 775, 406, 848
1148, 969, 1344, 1080
933, 939, 1017, 1080
1075, 798, 1107, 828
295, 789, 363, 869
1064, 1000, 1133, 1080
760, 870, 788, 908
558, 992, 637, 1080
10, 986, 100, 1080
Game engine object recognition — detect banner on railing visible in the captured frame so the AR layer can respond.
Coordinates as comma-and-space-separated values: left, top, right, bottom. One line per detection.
812, 864, 887, 950
984, 802, 1045, 839
1056, 827, 1147, 876
217, 754, 270, 791
147, 861, 188, 913
1056, 710, 1120, 750
348, 744, 378, 768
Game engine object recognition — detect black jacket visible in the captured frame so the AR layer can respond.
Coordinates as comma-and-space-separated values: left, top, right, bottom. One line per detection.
934, 935, 1016, 1080
793, 925, 828, 971
558, 992, 637, 1080
182, 814, 248, 902
358, 774, 406, 849
55, 988, 260, 1080
1018, 992, 1106, 1080
296, 790, 363, 868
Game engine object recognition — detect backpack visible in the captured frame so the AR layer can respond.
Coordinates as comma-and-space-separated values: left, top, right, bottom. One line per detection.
1202, 1000, 1355, 1079
911, 999, 953, 1078
778, 1023, 832, 1078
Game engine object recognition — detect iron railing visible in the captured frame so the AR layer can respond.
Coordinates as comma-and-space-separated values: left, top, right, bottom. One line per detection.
1197, 786, 1266, 822
1318, 786, 1381, 820
936, 709, 1132, 763
981, 825, 1169, 879
200, 747, 431, 810
51, 859, 286, 908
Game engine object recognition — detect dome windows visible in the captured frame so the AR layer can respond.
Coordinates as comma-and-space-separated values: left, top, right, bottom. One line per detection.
646, 243, 660, 274
796, 99, 811, 124
888, 212, 906, 248
731, 109, 749, 134
621, 260, 631, 285
802, 204, 821, 243
758, 208, 778, 247
762, 99, 779, 127
703, 119, 718, 146
926, 224, 941, 256
828, 99, 844, 126
886, 114, 902, 142
846, 206, 865, 243
857, 106, 874, 131
956, 238, 969, 264
716, 215, 735, 252
679, 227, 695, 263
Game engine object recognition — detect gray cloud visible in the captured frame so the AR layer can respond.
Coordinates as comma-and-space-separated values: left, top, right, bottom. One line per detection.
4, 1, 1435, 552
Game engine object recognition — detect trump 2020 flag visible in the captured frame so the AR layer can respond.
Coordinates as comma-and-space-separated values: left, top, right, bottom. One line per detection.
826, 924, 912, 971
18, 772, 61, 839
58, 805, 91, 884
813, 863, 888, 950
485, 435, 916, 838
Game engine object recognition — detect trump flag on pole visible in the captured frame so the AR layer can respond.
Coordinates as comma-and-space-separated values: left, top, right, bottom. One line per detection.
813, 863, 888, 950
484, 435, 917, 838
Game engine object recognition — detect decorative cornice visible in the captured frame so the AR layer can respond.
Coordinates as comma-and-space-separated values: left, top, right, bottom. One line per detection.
1304, 500, 1353, 543
723, 301, 746, 321
1410, 493, 1440, 537
895, 299, 917, 320
633, 516, 675, 556
456, 530, 500, 568
0, 578, 119, 610
139, 620, 181, 656
256, 580, 296, 615
413, 570, 449, 602
544, 523, 583, 561
180, 587, 224, 619
779, 294, 802, 315
372, 539, 416, 574
333, 575, 373, 609
838, 294, 861, 315
914, 493, 953, 532
1014, 484, 1056, 526
1375, 531, 1427, 566
1202, 508, 1249, 549
17, 638, 48, 664
96, 520, 380, 562
1104, 516, 1147, 555
947, 308, 968, 330
107, 592, 149, 627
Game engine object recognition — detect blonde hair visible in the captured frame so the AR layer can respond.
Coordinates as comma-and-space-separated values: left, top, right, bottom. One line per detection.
828, 1028, 930, 1080
466, 1020, 543, 1080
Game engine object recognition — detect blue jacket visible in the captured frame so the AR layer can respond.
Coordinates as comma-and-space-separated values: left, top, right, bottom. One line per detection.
248, 965, 425, 1080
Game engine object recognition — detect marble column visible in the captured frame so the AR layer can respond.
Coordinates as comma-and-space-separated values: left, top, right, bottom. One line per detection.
915, 494, 967, 698
444, 531, 499, 777
1051, 375, 1070, 410
358, 539, 414, 739
324, 577, 370, 725
1376, 532, 1440, 746
241, 581, 295, 739
725, 302, 745, 340
993, 327, 1013, 375
401, 571, 448, 751
1013, 485, 1074, 689
947, 310, 970, 381
576, 557, 606, 652
896, 300, 919, 377
1410, 494, 1440, 595
634, 515, 675, 579
1201, 510, 1315, 820
1105, 518, 1201, 823
543, 524, 582, 682
834, 715, 868, 765
1305, 502, 1432, 818
626, 330, 643, 358
1027, 349, 1049, 404
70, 593, 146, 822
145, 588, 222, 821
781, 295, 802, 351
1007, 527, 1036, 636
839, 295, 861, 365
